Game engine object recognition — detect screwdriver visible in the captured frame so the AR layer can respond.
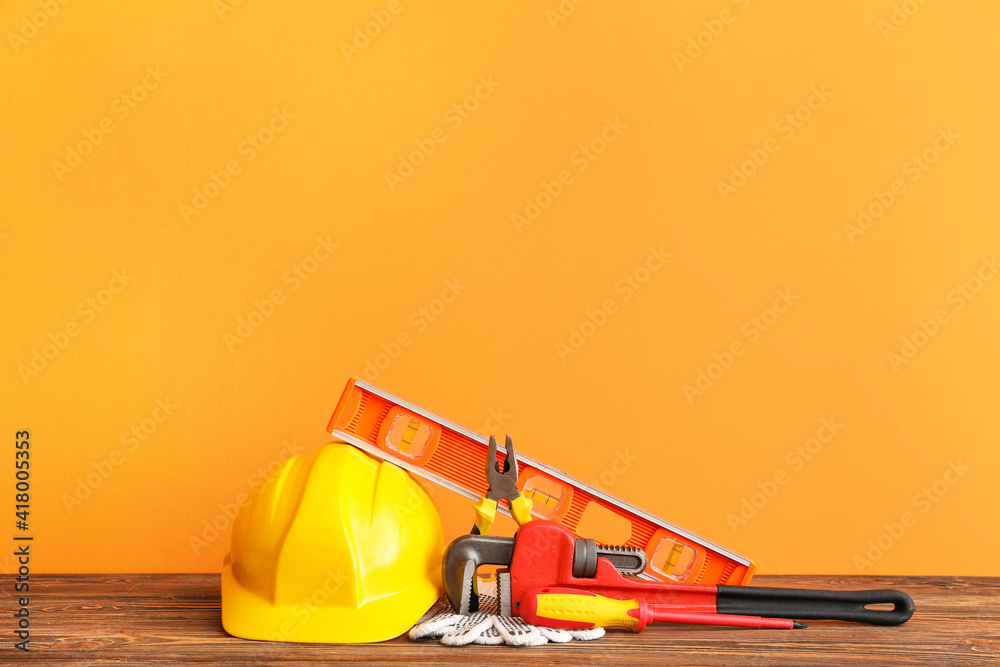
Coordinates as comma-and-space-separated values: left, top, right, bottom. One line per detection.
519, 587, 806, 631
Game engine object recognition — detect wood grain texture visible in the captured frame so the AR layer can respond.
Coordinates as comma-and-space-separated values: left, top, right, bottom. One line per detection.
1, 574, 997, 665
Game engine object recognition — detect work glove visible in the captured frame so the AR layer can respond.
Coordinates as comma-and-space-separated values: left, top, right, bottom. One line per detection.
408, 579, 604, 647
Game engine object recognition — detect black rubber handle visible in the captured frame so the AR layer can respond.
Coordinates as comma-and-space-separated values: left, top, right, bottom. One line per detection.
717, 585, 915, 625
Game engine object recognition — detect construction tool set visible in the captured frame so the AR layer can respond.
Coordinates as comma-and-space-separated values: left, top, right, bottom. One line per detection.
328, 377, 914, 636
221, 376, 915, 645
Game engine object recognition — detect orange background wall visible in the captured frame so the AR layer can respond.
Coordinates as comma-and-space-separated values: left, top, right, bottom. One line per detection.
2, 1, 998, 575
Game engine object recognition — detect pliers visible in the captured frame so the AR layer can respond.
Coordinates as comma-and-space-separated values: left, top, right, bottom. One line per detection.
472, 435, 533, 535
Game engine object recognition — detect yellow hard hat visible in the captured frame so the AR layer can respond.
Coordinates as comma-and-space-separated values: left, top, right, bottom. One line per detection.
221, 441, 444, 643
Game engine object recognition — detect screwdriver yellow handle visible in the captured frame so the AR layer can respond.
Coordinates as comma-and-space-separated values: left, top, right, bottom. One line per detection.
521, 588, 645, 631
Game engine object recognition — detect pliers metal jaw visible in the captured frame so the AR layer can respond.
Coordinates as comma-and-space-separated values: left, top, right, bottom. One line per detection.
472, 435, 533, 535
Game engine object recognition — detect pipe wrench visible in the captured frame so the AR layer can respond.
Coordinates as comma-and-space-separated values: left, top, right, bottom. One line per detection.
443, 520, 914, 627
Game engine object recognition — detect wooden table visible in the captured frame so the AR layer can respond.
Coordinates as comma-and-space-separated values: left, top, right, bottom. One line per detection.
3, 574, 997, 665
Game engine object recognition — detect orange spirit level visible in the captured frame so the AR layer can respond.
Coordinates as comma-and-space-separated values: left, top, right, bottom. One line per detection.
327, 377, 755, 586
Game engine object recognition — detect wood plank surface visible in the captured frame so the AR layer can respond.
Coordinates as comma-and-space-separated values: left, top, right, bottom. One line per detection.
1, 574, 997, 665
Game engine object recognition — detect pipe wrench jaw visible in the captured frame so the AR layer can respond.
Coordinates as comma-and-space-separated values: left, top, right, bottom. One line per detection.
442, 520, 650, 616
441, 534, 515, 615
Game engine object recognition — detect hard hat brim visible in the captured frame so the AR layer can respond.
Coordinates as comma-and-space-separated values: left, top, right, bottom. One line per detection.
221, 562, 441, 643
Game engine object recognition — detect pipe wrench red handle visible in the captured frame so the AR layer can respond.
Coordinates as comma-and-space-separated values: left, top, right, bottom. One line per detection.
508, 521, 914, 625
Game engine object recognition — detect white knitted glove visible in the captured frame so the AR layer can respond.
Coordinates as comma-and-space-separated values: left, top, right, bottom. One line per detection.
409, 579, 605, 647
